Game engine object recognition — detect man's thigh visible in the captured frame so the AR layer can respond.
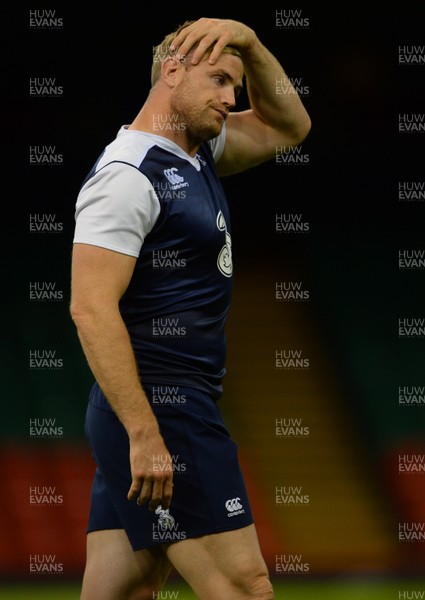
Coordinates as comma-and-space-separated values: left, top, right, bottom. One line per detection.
163, 523, 274, 600
80, 529, 173, 600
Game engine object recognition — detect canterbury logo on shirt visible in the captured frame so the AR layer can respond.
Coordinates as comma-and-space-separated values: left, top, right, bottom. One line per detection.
163, 167, 189, 190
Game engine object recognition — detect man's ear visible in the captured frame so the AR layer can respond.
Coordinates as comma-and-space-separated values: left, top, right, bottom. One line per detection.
161, 56, 184, 87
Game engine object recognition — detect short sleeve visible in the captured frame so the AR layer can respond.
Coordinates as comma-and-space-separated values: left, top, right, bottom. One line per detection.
73, 162, 161, 257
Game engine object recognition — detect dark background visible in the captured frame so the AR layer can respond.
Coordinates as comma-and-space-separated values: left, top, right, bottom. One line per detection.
1, 5, 425, 581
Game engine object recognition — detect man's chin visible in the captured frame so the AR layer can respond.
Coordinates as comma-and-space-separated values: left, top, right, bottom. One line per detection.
203, 121, 224, 141
188, 120, 224, 144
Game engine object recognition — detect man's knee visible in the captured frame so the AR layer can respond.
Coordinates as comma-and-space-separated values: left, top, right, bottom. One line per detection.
232, 567, 274, 599
248, 572, 274, 599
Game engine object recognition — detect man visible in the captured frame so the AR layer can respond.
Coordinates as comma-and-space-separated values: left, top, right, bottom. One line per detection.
70, 17, 311, 600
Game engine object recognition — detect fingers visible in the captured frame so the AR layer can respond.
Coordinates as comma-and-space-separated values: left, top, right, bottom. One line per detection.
160, 476, 174, 511
127, 478, 141, 502
171, 18, 234, 66
127, 472, 173, 511
195, 34, 231, 65
127, 435, 174, 510
148, 475, 172, 512
171, 18, 211, 56
135, 477, 152, 507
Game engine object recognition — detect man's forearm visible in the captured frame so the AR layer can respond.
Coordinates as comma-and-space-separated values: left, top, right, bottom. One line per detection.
74, 309, 158, 437
242, 35, 311, 141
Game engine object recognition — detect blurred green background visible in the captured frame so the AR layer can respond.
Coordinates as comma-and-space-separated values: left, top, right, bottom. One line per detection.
2, 578, 425, 600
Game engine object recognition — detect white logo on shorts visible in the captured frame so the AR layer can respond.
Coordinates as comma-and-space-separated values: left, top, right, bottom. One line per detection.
155, 505, 176, 530
225, 497, 245, 517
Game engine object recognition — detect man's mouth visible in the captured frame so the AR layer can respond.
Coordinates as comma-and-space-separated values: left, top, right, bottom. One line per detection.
214, 108, 228, 120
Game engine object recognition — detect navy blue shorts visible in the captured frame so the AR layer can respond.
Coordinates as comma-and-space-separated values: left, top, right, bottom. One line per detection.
84, 383, 254, 550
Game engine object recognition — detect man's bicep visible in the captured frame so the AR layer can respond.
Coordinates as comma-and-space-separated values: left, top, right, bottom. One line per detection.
216, 110, 289, 177
71, 243, 137, 309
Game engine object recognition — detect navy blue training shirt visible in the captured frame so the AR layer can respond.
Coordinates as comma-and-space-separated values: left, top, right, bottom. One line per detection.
74, 126, 233, 397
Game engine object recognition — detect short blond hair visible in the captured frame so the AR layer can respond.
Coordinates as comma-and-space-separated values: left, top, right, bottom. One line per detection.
151, 20, 242, 86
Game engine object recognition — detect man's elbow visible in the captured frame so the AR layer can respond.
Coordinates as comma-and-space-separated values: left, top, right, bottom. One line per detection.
69, 298, 94, 332
292, 114, 312, 146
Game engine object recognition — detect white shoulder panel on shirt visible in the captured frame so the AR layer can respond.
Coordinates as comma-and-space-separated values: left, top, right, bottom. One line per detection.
73, 161, 160, 258
73, 124, 227, 257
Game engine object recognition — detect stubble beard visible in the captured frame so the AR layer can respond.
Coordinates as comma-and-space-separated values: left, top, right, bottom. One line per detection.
170, 87, 222, 145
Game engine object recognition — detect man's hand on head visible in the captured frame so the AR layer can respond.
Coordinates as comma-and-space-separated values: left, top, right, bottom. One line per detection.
170, 17, 256, 66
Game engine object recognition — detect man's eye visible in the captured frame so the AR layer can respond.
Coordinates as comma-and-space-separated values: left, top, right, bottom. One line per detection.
213, 75, 224, 85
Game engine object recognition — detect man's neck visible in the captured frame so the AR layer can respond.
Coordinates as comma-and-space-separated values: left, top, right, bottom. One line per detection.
128, 95, 200, 157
